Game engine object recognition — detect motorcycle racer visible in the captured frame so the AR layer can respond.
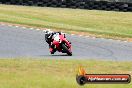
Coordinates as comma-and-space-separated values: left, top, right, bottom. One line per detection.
45, 29, 63, 54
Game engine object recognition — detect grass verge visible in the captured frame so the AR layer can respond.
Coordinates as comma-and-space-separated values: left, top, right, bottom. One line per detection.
0, 4, 132, 40
0, 58, 131, 88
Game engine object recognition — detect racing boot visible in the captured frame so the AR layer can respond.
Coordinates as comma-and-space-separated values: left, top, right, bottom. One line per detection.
49, 48, 54, 54
49, 44, 56, 54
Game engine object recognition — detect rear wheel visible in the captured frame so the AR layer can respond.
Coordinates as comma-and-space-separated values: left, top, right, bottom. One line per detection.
61, 44, 72, 56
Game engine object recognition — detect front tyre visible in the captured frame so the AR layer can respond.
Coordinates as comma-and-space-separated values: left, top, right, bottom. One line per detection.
61, 44, 72, 56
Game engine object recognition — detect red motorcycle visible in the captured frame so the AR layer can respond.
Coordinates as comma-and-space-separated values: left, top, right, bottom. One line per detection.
51, 33, 72, 56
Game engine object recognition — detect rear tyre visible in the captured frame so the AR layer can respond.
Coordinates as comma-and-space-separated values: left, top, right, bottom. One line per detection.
62, 44, 72, 56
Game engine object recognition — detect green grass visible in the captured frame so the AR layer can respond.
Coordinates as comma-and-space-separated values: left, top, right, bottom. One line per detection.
0, 58, 131, 88
0, 4, 132, 38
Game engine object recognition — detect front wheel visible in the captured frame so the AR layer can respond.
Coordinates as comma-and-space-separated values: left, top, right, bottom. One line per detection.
61, 44, 72, 56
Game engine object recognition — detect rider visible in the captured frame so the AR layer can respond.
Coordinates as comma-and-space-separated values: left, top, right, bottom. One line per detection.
45, 29, 62, 54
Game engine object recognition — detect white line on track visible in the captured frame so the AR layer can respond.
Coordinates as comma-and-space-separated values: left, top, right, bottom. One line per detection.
15, 26, 19, 28
22, 27, 26, 29
92, 37, 96, 39
36, 29, 40, 31
8, 25, 12, 27
85, 36, 89, 38
116, 40, 121, 42
30, 28, 34, 30
1, 24, 5, 26
108, 39, 113, 41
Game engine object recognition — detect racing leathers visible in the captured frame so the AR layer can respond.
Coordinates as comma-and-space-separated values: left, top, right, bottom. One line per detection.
45, 31, 61, 54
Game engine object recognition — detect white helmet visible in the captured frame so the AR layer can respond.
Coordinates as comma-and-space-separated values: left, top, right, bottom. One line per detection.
44, 29, 53, 34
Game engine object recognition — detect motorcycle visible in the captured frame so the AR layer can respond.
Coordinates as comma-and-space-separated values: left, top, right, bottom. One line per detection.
50, 33, 72, 56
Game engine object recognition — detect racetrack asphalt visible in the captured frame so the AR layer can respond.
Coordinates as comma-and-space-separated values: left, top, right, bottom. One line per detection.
0, 24, 132, 61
